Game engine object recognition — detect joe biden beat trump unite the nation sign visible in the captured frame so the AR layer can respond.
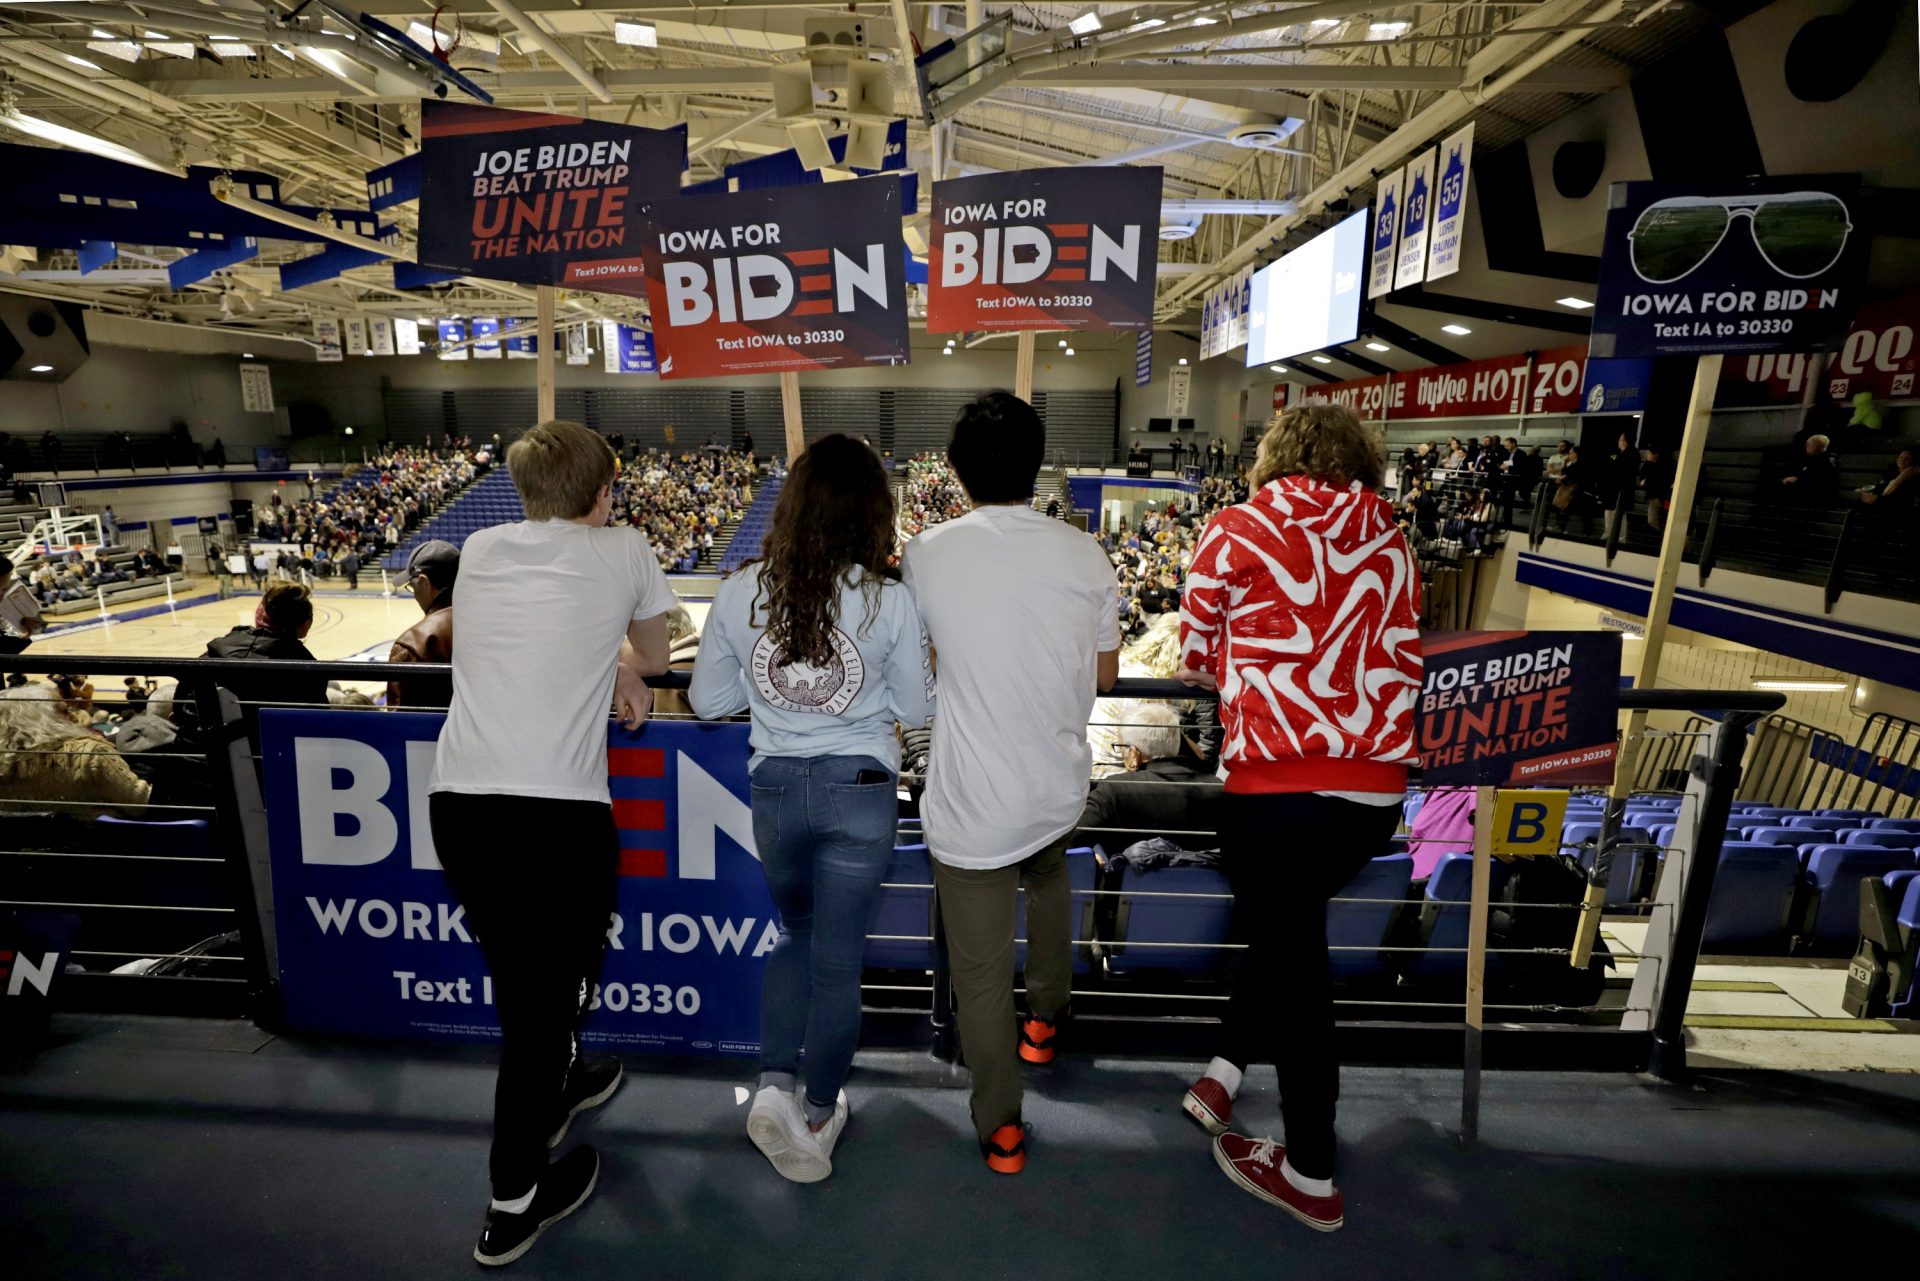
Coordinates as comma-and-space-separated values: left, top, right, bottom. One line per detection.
928, 166, 1162, 334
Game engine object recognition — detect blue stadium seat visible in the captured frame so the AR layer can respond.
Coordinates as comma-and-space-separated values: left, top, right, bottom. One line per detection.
1702, 843, 1801, 955
1783, 816, 1853, 834
1015, 846, 1098, 976
1328, 854, 1413, 979
1406, 853, 1509, 983
1801, 845, 1918, 955
1102, 861, 1233, 978
1746, 826, 1808, 848
1845, 828, 1920, 850
1564, 823, 1649, 906
1869, 818, 1920, 835
863, 844, 934, 970
1817, 808, 1885, 820
1892, 877, 1920, 1019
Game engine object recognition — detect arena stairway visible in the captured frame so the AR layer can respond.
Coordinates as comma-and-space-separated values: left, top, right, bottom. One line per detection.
717, 474, 784, 573
1036, 467, 1070, 518
696, 515, 742, 573
381, 467, 524, 570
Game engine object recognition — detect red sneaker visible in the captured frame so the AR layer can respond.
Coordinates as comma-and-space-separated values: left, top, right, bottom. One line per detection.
1017, 1014, 1057, 1065
1182, 1076, 1232, 1136
1212, 1134, 1344, 1233
981, 1122, 1028, 1174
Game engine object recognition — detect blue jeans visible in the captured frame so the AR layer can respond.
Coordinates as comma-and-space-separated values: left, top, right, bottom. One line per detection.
749, 754, 897, 1115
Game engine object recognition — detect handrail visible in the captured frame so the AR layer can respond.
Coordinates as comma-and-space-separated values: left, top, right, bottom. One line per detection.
1823, 505, 1859, 613
1697, 498, 1723, 584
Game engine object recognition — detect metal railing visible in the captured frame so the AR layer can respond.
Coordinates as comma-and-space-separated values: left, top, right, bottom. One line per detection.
0, 654, 1797, 1079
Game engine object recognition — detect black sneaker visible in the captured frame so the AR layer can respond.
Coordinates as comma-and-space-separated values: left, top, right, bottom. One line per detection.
474, 1145, 599, 1267
548, 1053, 624, 1149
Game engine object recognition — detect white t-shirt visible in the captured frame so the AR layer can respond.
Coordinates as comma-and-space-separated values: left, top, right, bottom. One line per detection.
430, 520, 678, 805
903, 504, 1121, 870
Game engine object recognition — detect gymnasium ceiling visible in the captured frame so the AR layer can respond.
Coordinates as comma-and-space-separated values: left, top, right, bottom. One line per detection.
1, 0, 1897, 373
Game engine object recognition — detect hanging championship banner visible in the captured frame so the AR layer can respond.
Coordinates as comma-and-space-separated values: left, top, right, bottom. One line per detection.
1167, 365, 1192, 417
1425, 122, 1474, 282
312, 315, 343, 363
1395, 148, 1436, 291
395, 317, 422, 356
343, 316, 369, 356
416, 100, 686, 297
601, 320, 657, 374
1715, 291, 1918, 405
1134, 328, 1152, 387
368, 316, 397, 356
506, 326, 537, 358
239, 363, 274, 414
1417, 631, 1622, 786
437, 319, 468, 360
636, 177, 909, 379
471, 316, 502, 358
261, 710, 775, 1056
1369, 167, 1404, 299
565, 323, 591, 366
1590, 174, 1868, 360
927, 165, 1161, 333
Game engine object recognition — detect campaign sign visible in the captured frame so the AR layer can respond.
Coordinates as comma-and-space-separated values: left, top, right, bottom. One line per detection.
636, 177, 908, 379
0, 910, 80, 1044
1590, 175, 1868, 359
262, 709, 775, 1055
1416, 631, 1622, 786
928, 165, 1161, 333
417, 101, 686, 299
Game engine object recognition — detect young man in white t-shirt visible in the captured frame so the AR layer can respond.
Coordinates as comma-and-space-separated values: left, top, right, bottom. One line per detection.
902, 392, 1120, 1175
428, 420, 674, 1267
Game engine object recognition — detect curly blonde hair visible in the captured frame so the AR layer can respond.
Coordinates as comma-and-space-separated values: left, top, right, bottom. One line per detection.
1252, 402, 1385, 490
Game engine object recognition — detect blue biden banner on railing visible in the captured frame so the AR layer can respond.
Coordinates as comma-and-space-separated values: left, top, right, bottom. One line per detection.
261, 709, 773, 1056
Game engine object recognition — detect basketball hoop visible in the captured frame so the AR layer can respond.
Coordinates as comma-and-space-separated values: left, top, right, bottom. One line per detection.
428, 4, 464, 62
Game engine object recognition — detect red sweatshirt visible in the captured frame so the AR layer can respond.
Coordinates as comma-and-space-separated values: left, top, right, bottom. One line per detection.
1179, 475, 1424, 794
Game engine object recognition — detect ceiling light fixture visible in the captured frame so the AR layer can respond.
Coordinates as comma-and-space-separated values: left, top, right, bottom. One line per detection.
1269, 364, 1286, 373
1752, 679, 1849, 692
1177, 357, 1189, 365
0, 109, 185, 176
1058, 339, 1068, 348
29, 364, 53, 373
614, 20, 658, 47
1191, 15, 1219, 25
941, 346, 952, 355
63, 53, 103, 70
1557, 296, 1595, 310
1311, 354, 1331, 364
90, 27, 115, 38
1367, 20, 1410, 39
242, 353, 254, 358
1442, 323, 1472, 335
1365, 341, 1390, 352
1308, 18, 1340, 30
1064, 347, 1076, 356
1068, 10, 1103, 35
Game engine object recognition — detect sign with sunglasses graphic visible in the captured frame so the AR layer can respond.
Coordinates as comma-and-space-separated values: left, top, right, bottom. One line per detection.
1590, 176, 1867, 360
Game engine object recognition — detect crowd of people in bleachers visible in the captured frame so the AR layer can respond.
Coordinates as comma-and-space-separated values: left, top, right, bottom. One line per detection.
610, 449, 756, 573
24, 545, 172, 608
1099, 474, 1246, 641
248, 446, 478, 564
898, 455, 972, 538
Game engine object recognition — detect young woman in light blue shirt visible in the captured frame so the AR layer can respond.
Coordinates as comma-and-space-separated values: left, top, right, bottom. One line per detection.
689, 433, 933, 1183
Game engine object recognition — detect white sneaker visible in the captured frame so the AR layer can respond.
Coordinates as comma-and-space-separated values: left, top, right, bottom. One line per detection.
807, 1090, 850, 1162
746, 1086, 831, 1183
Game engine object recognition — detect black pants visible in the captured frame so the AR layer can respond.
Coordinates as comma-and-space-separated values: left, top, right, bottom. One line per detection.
430, 792, 618, 1199
1215, 791, 1400, 1180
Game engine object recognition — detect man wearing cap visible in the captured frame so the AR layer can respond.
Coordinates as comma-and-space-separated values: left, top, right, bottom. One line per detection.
388, 540, 457, 709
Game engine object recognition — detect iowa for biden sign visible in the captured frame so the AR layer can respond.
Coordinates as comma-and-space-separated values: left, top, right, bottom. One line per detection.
262, 710, 773, 1055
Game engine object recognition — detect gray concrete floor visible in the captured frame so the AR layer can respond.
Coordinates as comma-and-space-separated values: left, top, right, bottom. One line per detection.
4, 1015, 1919, 1280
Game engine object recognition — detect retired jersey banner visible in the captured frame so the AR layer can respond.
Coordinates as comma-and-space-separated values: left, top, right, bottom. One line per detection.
928, 165, 1161, 333
1717, 290, 1918, 406
1368, 166, 1404, 299
1394, 148, 1436, 291
416, 100, 686, 298
636, 177, 908, 379
1425, 122, 1474, 282
1417, 631, 1622, 786
1590, 174, 1868, 359
262, 709, 775, 1055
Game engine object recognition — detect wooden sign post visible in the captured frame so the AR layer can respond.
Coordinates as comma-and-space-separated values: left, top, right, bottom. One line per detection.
1461, 784, 1496, 1144
1015, 330, 1037, 403
779, 369, 805, 463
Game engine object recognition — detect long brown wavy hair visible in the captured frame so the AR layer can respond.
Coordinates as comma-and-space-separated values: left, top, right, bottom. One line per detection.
750, 434, 896, 668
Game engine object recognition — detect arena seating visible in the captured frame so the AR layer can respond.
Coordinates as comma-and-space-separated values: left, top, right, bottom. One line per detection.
382, 468, 524, 570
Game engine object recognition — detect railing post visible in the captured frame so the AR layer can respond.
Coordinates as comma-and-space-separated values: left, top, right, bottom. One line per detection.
1823, 507, 1857, 614
1648, 714, 1752, 1080
1603, 490, 1628, 565
188, 671, 281, 1027
1697, 499, 1722, 584
1528, 483, 1549, 551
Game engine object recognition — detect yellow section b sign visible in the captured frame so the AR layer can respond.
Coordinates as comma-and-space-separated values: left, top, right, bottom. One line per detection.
1491, 789, 1569, 857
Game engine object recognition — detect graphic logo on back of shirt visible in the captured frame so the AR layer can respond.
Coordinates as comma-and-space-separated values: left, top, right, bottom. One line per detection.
750, 628, 865, 715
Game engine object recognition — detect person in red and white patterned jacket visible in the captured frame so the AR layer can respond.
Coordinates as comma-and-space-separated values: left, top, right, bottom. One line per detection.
1173, 401, 1423, 1234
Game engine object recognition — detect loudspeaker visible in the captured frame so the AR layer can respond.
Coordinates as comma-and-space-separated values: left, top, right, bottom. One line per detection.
844, 59, 893, 121
842, 118, 889, 171
770, 63, 816, 122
